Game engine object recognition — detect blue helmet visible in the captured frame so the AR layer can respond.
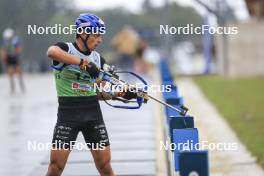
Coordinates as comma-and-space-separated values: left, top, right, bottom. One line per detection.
75, 13, 106, 34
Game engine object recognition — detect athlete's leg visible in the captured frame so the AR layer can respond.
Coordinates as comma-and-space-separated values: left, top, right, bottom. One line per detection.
82, 119, 114, 176
46, 149, 71, 176
46, 122, 79, 176
15, 65, 25, 92
91, 146, 114, 176
7, 65, 15, 93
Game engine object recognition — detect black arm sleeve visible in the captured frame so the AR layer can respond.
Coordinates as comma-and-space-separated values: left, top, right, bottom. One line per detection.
52, 42, 69, 66
54, 42, 69, 52
100, 56, 106, 69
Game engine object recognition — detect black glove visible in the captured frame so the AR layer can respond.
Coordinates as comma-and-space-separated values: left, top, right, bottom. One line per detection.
80, 59, 100, 79
122, 90, 137, 100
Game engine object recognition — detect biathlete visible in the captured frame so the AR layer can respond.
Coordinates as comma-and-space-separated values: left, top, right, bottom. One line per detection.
46, 13, 137, 176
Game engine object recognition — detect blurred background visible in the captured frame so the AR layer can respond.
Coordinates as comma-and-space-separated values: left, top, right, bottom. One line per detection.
0, 0, 263, 76
0, 0, 263, 175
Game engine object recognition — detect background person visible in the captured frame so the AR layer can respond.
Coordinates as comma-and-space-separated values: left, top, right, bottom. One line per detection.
0, 28, 25, 94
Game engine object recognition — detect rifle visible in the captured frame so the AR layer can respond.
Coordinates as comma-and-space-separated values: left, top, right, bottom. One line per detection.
97, 69, 188, 116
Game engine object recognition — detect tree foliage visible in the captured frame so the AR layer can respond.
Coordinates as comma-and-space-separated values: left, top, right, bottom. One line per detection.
0, 0, 202, 72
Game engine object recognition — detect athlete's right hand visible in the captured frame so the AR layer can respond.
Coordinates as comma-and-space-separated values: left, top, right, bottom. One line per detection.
79, 59, 100, 79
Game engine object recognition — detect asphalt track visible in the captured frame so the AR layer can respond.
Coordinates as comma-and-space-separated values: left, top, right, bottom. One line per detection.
0, 74, 157, 176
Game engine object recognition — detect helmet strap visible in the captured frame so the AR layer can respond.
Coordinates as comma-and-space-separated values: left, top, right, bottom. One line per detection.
80, 34, 90, 52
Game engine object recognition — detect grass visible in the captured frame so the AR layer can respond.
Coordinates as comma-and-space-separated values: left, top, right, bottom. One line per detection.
194, 76, 264, 168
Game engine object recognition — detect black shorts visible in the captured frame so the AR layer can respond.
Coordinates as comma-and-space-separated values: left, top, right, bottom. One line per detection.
6, 56, 19, 66
57, 96, 104, 122
52, 96, 110, 150
52, 120, 110, 150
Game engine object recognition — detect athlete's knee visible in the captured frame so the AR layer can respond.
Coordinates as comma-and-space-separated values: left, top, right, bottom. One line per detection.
96, 156, 113, 174
16, 66, 22, 74
47, 160, 64, 176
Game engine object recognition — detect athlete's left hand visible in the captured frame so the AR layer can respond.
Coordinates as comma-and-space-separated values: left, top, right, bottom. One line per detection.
121, 89, 138, 100
80, 59, 100, 79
